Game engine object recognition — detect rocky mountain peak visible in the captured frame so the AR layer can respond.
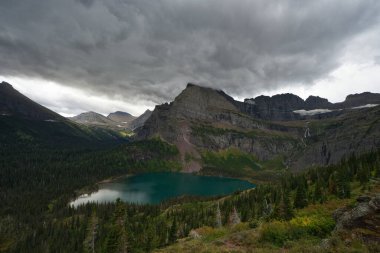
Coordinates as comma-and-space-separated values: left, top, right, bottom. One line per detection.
108, 111, 133, 117
70, 111, 114, 125
129, 109, 152, 130
304, 95, 332, 109
0, 81, 13, 89
340, 92, 380, 108
107, 111, 136, 123
171, 83, 239, 120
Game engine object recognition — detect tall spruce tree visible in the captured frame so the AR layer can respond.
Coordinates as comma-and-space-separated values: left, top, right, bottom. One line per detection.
275, 190, 293, 220
169, 219, 177, 243
215, 203, 222, 228
294, 180, 308, 208
229, 207, 241, 226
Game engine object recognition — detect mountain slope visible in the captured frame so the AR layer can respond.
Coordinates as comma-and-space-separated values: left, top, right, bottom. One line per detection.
129, 109, 152, 130
0, 81, 62, 120
107, 111, 136, 124
70, 111, 139, 130
0, 82, 124, 146
69, 111, 115, 126
137, 84, 304, 172
137, 83, 380, 172
291, 105, 380, 170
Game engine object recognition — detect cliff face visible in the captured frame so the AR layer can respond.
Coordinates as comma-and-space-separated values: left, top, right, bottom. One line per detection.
334, 92, 380, 108
242, 92, 380, 121
304, 96, 332, 110
137, 84, 304, 171
242, 94, 304, 121
290, 106, 380, 170
137, 83, 380, 173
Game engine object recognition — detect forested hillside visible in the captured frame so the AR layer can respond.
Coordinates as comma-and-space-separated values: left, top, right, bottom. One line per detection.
1, 142, 379, 252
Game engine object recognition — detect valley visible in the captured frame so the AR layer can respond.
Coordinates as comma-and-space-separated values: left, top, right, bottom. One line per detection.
1, 81, 380, 252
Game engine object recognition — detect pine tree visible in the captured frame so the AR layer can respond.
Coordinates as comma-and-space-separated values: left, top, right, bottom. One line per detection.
229, 207, 241, 226
357, 164, 370, 186
262, 198, 272, 217
328, 173, 337, 194
215, 203, 222, 228
313, 180, 325, 204
275, 190, 293, 220
336, 168, 351, 198
294, 181, 308, 208
169, 219, 177, 243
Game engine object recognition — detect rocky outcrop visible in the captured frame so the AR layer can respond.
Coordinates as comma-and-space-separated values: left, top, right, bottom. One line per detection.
333, 194, 380, 243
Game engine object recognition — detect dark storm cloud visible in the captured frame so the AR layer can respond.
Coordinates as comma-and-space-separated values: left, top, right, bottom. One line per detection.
1, 0, 380, 103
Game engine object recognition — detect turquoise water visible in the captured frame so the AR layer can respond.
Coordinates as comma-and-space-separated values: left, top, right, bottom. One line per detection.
70, 172, 255, 206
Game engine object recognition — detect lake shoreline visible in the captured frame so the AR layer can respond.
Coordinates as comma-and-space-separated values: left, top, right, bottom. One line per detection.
70, 172, 256, 207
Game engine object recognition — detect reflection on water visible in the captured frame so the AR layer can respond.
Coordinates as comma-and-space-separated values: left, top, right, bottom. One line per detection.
70, 172, 255, 207
70, 189, 150, 207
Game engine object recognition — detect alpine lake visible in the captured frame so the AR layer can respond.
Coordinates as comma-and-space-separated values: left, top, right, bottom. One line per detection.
70, 172, 255, 207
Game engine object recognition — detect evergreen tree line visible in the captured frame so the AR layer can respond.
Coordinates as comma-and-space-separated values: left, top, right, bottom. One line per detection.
1, 143, 379, 252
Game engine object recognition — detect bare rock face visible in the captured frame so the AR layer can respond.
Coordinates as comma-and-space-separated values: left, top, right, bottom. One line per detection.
334, 92, 380, 108
304, 96, 332, 110
242, 92, 380, 121
291, 106, 380, 170
137, 83, 380, 172
137, 83, 302, 168
333, 194, 380, 243
246, 94, 305, 121
170, 83, 240, 121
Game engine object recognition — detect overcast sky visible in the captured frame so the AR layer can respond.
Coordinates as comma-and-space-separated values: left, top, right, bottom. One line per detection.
1, 0, 380, 116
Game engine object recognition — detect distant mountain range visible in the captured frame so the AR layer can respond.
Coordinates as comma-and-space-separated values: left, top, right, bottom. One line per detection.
2, 80, 380, 172
69, 110, 151, 131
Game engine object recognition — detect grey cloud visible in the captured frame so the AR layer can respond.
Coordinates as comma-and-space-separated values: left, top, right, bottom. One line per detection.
1, 0, 380, 105
76, 0, 95, 8
375, 56, 380, 65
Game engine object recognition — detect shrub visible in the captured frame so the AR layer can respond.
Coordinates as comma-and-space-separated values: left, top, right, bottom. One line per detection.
260, 213, 335, 247
248, 219, 259, 229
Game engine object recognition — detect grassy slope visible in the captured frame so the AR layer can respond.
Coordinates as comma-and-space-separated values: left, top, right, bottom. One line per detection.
199, 148, 286, 183
155, 181, 380, 253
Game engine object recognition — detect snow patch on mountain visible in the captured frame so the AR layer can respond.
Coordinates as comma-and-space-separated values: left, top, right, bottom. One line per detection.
351, 104, 378, 109
293, 109, 332, 116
